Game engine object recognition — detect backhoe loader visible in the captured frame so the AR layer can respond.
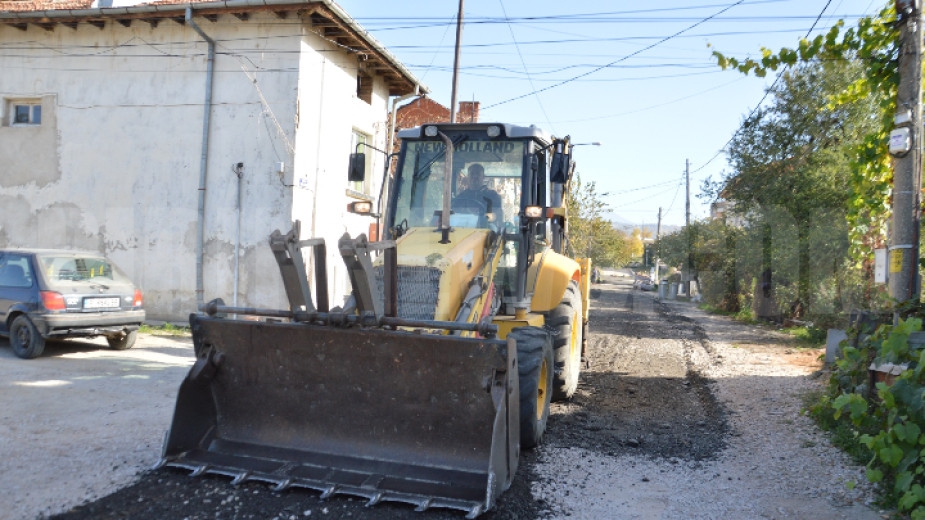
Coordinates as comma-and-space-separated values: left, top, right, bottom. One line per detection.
158, 122, 591, 518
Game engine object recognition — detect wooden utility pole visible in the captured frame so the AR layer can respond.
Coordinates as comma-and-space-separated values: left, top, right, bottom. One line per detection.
655, 207, 662, 284
685, 159, 693, 295
449, 0, 464, 123
889, 1, 923, 304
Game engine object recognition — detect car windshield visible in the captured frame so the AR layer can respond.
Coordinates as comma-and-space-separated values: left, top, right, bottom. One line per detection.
392, 137, 525, 229
37, 254, 132, 289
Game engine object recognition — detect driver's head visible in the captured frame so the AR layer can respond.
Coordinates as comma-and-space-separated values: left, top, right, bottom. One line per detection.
467, 163, 485, 189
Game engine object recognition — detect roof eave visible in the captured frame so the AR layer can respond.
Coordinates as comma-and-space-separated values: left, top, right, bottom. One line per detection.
0, 0, 428, 97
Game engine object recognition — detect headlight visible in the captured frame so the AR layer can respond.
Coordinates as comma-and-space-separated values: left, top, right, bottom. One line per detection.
486, 125, 501, 138
524, 206, 544, 219
348, 201, 374, 214
424, 125, 438, 137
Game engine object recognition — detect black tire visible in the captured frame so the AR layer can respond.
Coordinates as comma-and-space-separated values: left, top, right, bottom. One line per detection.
10, 315, 45, 359
106, 330, 138, 350
511, 326, 553, 449
547, 280, 584, 401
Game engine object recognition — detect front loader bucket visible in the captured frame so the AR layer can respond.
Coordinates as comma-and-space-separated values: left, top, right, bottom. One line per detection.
160, 314, 519, 518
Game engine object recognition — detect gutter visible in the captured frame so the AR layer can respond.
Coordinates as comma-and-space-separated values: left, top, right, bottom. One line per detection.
185, 6, 215, 305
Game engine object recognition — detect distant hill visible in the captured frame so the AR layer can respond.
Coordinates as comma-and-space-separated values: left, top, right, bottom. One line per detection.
610, 219, 681, 236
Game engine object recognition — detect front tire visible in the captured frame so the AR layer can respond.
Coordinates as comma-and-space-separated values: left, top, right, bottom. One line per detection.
10, 315, 46, 359
511, 326, 553, 449
548, 280, 584, 401
106, 330, 137, 350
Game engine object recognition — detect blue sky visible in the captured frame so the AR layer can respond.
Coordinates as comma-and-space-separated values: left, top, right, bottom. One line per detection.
336, 0, 885, 227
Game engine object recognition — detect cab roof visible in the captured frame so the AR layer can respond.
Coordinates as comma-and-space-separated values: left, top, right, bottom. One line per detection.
397, 123, 553, 146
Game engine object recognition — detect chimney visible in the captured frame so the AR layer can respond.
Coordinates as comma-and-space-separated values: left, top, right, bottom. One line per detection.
457, 102, 480, 123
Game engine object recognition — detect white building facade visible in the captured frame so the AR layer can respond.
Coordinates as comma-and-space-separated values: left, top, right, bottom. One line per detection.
0, 0, 425, 320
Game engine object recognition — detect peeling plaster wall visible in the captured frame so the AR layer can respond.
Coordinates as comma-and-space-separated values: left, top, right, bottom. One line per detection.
0, 12, 394, 320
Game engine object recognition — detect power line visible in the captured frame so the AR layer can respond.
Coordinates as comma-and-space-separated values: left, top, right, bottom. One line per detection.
690, 0, 835, 177
482, 0, 748, 110
498, 0, 555, 133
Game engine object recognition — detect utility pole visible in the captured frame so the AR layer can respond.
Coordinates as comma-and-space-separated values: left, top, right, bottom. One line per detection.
449, 0, 464, 123
685, 159, 692, 296
889, 0, 923, 305
655, 207, 662, 284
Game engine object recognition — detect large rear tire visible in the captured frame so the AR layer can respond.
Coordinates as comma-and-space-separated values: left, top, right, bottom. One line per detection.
10, 315, 45, 359
547, 280, 583, 401
511, 326, 553, 449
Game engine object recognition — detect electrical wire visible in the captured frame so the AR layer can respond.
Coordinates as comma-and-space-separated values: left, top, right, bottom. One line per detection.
690, 0, 835, 177
498, 0, 555, 134
482, 0, 748, 110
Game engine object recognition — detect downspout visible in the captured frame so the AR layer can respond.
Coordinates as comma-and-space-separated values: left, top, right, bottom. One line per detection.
387, 87, 420, 159
380, 87, 420, 234
233, 164, 244, 306
186, 7, 215, 305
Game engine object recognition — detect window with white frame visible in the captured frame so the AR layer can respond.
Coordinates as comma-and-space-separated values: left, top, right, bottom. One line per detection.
8, 100, 42, 126
348, 129, 373, 198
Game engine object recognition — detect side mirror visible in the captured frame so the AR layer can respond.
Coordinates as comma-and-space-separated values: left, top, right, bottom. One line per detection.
348, 153, 366, 182
550, 150, 569, 183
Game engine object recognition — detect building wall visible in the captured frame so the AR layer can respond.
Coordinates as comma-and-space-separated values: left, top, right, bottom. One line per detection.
0, 12, 393, 320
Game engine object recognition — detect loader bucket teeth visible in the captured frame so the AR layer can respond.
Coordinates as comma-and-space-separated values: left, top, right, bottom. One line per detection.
160, 314, 520, 517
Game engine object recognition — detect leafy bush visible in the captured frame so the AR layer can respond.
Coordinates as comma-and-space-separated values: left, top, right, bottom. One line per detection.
828, 318, 925, 516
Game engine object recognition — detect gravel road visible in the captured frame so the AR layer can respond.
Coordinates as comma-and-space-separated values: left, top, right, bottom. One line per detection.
2, 270, 883, 519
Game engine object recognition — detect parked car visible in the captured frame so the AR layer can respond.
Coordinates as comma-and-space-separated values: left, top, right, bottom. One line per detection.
0, 249, 145, 359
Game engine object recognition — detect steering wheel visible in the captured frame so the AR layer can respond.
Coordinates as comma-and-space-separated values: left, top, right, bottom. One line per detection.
452, 195, 488, 215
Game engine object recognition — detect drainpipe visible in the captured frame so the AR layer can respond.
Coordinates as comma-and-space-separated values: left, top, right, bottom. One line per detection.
186, 7, 215, 305
387, 87, 420, 160
380, 87, 420, 231
233, 163, 244, 307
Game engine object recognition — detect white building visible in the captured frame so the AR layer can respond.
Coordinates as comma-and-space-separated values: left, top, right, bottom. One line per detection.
0, 0, 426, 320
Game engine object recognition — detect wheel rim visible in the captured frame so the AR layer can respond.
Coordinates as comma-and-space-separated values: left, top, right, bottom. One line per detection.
536, 358, 548, 420
570, 309, 581, 358
14, 323, 30, 350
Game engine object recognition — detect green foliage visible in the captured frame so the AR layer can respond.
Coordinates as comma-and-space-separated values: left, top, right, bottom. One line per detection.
566, 174, 632, 267
823, 318, 925, 515
711, 4, 896, 271
139, 322, 191, 336
781, 325, 827, 346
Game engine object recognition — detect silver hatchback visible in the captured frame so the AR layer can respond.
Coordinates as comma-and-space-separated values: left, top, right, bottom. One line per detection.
0, 249, 145, 359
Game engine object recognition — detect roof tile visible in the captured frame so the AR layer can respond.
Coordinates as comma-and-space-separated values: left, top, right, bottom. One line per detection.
1, 0, 93, 12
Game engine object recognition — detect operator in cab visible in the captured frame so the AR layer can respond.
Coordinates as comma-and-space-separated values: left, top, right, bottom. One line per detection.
452, 163, 503, 228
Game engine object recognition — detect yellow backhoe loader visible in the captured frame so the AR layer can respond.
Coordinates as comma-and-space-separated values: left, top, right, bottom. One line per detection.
158, 122, 591, 518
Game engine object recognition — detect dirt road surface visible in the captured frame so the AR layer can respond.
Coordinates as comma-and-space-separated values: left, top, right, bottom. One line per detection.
3, 271, 882, 519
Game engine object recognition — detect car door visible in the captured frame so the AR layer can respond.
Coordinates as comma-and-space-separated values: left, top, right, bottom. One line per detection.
0, 253, 37, 335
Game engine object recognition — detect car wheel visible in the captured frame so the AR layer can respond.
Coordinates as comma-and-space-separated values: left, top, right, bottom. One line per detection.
10, 315, 46, 359
106, 330, 137, 350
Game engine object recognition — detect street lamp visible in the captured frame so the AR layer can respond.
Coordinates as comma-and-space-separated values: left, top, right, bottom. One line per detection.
570, 142, 601, 150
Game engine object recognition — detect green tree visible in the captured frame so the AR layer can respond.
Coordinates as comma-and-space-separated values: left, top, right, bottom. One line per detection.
566, 174, 631, 267
660, 219, 749, 312
705, 58, 882, 319
712, 3, 895, 268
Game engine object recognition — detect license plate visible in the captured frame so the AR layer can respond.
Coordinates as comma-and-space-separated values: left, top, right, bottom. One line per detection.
83, 297, 121, 310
